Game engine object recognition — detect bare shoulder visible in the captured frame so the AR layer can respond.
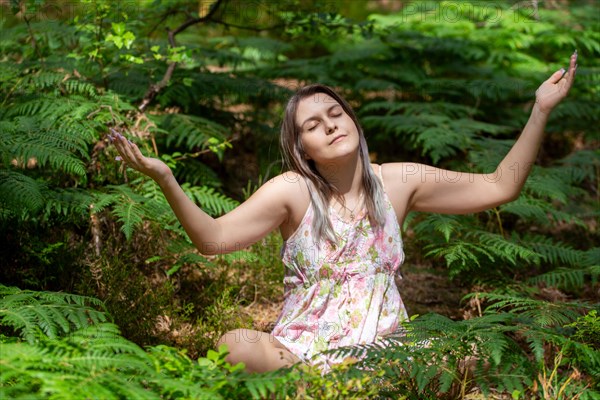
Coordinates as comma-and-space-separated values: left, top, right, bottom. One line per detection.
262, 171, 308, 199
379, 162, 423, 191
215, 170, 310, 246
263, 171, 310, 211
264, 171, 311, 239
378, 162, 422, 224
379, 162, 424, 176
267, 170, 306, 186
226, 171, 307, 217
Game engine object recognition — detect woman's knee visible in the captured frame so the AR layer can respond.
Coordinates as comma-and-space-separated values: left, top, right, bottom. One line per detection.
216, 329, 300, 372
216, 329, 262, 364
218, 329, 262, 347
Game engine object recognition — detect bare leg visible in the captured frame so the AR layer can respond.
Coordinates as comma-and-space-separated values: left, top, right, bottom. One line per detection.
216, 329, 300, 373
216, 329, 301, 373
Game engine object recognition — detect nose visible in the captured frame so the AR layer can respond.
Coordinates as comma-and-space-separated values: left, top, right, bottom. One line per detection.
325, 119, 337, 134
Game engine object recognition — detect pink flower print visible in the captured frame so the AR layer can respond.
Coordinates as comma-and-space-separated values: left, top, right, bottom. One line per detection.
349, 309, 363, 329
373, 228, 386, 244
345, 246, 358, 261
279, 322, 305, 341
368, 246, 379, 263
355, 221, 370, 237
352, 277, 368, 293
319, 264, 332, 279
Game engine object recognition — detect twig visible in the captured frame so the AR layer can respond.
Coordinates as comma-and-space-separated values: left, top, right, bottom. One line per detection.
18, 1, 44, 63
87, 105, 118, 122
138, 0, 225, 112
172, 137, 238, 161
147, 9, 177, 38
206, 17, 285, 32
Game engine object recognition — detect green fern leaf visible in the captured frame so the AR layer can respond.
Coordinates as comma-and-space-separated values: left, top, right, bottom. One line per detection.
0, 285, 109, 343
113, 201, 145, 240
413, 213, 465, 242
182, 183, 239, 216
0, 170, 46, 215
159, 113, 228, 150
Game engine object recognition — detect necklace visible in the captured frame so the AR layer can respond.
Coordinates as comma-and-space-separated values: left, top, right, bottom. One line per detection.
337, 192, 364, 221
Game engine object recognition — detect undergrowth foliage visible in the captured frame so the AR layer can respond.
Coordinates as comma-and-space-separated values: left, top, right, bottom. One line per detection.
1, 284, 598, 398
0, 284, 294, 399
0, 0, 599, 398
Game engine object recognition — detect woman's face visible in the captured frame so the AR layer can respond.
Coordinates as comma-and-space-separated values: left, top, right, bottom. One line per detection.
295, 93, 360, 166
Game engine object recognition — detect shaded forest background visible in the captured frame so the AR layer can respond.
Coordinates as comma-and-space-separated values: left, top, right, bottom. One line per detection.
0, 0, 599, 398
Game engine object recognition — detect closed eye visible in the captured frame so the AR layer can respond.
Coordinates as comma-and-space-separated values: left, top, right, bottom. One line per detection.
330, 105, 343, 117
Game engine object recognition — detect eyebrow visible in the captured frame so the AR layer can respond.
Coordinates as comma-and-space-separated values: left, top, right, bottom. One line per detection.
300, 104, 342, 128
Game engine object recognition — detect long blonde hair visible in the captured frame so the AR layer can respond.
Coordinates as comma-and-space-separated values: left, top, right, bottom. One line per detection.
280, 84, 387, 243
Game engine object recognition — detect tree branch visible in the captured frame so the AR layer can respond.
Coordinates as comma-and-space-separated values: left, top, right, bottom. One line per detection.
138, 0, 225, 112
147, 9, 178, 38
206, 17, 285, 32
18, 1, 44, 62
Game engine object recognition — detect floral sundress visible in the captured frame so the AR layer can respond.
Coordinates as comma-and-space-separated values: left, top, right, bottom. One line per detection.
272, 165, 408, 368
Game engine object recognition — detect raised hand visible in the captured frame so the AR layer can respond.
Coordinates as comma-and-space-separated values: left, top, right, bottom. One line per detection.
535, 50, 578, 114
108, 128, 173, 184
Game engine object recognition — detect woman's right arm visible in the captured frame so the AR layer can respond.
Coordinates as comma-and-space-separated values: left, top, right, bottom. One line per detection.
110, 131, 294, 255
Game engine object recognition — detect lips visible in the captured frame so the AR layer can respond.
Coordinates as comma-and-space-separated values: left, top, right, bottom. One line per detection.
329, 135, 346, 145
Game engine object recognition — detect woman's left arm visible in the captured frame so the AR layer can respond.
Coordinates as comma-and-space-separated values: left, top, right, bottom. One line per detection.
398, 51, 578, 215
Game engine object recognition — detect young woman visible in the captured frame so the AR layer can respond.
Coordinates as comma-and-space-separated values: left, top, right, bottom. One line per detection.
110, 52, 577, 373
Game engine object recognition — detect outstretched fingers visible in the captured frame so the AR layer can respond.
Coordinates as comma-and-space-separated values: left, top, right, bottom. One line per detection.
547, 68, 566, 85
109, 129, 139, 167
564, 50, 578, 88
547, 50, 578, 86
536, 51, 578, 112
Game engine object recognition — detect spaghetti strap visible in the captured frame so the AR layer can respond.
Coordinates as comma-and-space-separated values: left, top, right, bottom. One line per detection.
378, 164, 385, 190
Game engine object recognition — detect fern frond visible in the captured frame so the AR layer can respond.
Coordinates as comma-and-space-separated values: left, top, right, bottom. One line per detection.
0, 323, 157, 400
22, 71, 65, 91
174, 159, 222, 188
0, 285, 109, 343
555, 149, 600, 183
423, 228, 542, 277
182, 183, 239, 216
21, 71, 98, 98
42, 187, 94, 220
112, 201, 145, 240
101, 182, 235, 240
91, 190, 123, 214
62, 79, 98, 98
167, 251, 212, 276
159, 113, 229, 150
500, 195, 585, 227
104, 184, 156, 239
107, 69, 152, 98
468, 231, 541, 266
416, 125, 471, 163
360, 100, 478, 119
524, 234, 589, 267
362, 112, 445, 138
326, 311, 534, 397
0, 170, 46, 216
524, 169, 579, 204
478, 292, 586, 328
425, 241, 492, 273
528, 266, 599, 290
8, 128, 88, 177
584, 248, 600, 268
